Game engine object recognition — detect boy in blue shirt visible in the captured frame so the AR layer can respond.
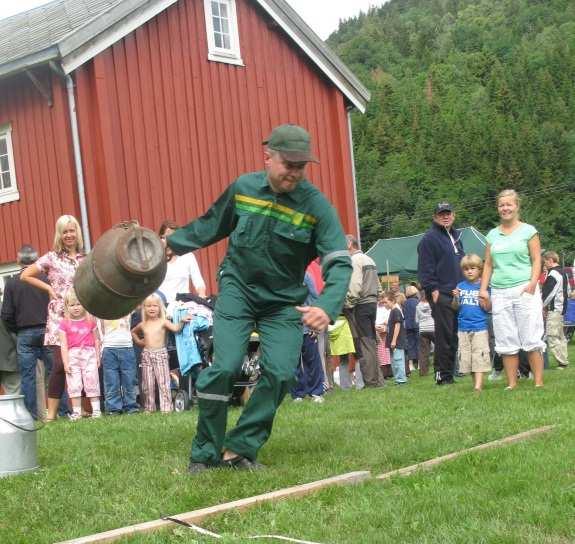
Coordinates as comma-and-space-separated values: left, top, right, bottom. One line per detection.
453, 254, 492, 391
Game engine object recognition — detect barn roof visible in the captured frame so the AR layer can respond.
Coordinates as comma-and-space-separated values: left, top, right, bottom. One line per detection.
0, 0, 370, 112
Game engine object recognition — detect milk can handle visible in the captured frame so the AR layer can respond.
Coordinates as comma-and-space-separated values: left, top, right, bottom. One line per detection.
114, 220, 151, 271
0, 416, 43, 432
135, 228, 151, 271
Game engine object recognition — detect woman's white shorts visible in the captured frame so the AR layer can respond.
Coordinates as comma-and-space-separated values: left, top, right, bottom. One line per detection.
491, 283, 545, 355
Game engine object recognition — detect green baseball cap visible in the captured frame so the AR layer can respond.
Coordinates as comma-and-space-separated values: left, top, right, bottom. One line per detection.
263, 124, 319, 163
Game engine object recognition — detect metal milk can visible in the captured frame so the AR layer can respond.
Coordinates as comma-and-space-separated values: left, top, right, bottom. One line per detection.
0, 394, 38, 477
74, 221, 167, 319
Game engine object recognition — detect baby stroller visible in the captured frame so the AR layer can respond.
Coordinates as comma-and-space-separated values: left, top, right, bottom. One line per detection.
169, 294, 261, 411
564, 298, 575, 343
169, 294, 215, 412
170, 325, 214, 412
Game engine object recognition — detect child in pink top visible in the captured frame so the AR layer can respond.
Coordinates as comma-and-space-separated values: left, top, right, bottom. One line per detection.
59, 289, 101, 420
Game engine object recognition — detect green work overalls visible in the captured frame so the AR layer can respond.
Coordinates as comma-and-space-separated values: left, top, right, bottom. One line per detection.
168, 171, 352, 464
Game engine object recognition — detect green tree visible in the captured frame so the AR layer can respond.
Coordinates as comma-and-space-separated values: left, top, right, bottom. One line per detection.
328, 0, 575, 261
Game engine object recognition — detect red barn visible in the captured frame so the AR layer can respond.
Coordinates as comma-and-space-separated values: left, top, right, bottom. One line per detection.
0, 0, 369, 292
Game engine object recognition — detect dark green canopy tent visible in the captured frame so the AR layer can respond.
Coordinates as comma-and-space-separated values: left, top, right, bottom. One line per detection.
365, 226, 487, 279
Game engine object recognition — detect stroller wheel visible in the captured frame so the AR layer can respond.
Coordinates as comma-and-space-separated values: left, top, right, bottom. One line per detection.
173, 390, 190, 412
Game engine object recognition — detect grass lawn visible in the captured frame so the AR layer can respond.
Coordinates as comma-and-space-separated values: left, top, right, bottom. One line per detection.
2, 344, 574, 543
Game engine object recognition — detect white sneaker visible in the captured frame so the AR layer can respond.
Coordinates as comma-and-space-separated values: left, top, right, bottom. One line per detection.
293, 397, 304, 403
67, 413, 81, 422
311, 395, 324, 404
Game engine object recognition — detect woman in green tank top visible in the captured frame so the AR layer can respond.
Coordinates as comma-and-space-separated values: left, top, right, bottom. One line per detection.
479, 189, 545, 390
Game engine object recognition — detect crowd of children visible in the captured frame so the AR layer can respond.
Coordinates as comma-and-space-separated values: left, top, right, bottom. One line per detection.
43, 287, 196, 421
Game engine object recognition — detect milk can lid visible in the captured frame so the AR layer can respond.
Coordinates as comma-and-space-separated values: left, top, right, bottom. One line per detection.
115, 224, 165, 276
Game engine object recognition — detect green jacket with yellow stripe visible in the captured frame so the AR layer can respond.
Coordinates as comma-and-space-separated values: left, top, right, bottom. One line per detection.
167, 171, 352, 321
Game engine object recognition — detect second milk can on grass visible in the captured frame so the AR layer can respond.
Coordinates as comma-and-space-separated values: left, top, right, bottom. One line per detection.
0, 394, 38, 477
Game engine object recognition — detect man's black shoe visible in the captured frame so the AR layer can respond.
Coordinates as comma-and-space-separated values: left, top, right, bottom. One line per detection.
188, 462, 212, 474
436, 378, 455, 385
221, 455, 265, 471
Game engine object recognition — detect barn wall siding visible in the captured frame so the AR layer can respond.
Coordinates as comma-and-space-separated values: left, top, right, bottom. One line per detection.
0, 0, 358, 293
75, 0, 357, 292
0, 70, 79, 262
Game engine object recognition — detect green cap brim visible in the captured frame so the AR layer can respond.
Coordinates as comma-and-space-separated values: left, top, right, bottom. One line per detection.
263, 145, 319, 164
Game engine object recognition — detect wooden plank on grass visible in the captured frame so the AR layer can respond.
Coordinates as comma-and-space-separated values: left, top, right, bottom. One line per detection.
376, 425, 555, 481
57, 471, 370, 544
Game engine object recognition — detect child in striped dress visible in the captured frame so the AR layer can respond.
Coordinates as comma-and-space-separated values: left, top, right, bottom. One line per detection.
131, 293, 190, 412
376, 293, 391, 376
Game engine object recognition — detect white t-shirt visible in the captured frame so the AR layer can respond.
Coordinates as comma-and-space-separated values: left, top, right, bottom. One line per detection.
98, 317, 133, 348
376, 304, 390, 326
159, 253, 206, 304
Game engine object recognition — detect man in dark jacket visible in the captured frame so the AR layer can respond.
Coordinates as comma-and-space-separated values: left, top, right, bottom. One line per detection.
417, 202, 464, 384
1, 245, 54, 418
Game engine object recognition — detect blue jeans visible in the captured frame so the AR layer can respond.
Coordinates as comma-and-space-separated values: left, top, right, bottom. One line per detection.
102, 347, 139, 413
391, 348, 407, 384
16, 327, 54, 419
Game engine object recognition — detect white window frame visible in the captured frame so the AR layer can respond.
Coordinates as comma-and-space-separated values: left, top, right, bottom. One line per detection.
0, 263, 19, 302
0, 124, 20, 205
203, 0, 244, 66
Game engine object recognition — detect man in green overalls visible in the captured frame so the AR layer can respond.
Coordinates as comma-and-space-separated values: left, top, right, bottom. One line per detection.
167, 125, 352, 472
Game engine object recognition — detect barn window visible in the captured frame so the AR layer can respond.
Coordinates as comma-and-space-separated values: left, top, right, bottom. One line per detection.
0, 265, 20, 302
0, 124, 19, 205
204, 0, 244, 66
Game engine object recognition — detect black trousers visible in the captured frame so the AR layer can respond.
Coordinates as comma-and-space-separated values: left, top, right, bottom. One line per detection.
344, 302, 383, 387
429, 293, 458, 383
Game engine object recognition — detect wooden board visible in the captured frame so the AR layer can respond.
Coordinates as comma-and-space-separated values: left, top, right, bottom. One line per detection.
58, 425, 555, 543
57, 471, 371, 544
376, 425, 555, 480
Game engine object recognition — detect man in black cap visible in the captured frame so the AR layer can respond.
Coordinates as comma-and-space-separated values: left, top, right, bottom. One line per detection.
168, 124, 352, 472
417, 203, 464, 384
1, 245, 54, 418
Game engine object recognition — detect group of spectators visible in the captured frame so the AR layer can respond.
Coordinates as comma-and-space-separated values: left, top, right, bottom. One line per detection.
0, 189, 572, 423
294, 189, 572, 397
411, 190, 570, 390
0, 215, 209, 420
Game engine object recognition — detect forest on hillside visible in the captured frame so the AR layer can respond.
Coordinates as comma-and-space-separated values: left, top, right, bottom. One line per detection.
328, 0, 575, 262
